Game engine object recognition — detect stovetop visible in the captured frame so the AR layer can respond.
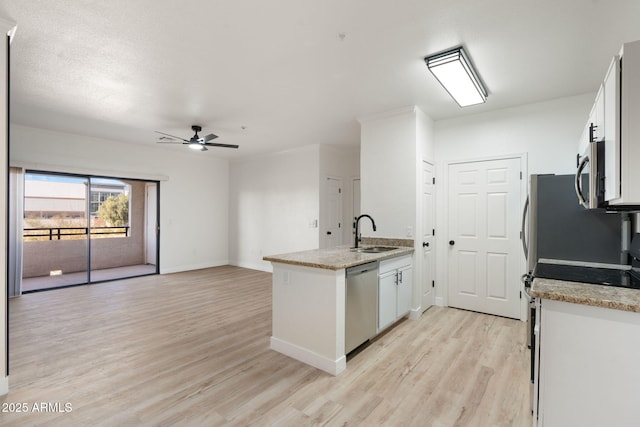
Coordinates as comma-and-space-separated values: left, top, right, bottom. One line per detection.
533, 262, 640, 289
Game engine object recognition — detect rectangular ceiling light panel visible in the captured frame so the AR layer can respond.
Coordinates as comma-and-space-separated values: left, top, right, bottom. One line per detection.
425, 47, 487, 107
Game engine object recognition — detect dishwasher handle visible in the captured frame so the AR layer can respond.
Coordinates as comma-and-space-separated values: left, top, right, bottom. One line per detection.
346, 261, 379, 277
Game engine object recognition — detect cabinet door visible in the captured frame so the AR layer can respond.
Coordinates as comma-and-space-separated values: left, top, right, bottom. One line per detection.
593, 84, 605, 141
604, 55, 620, 201
397, 266, 412, 317
577, 121, 590, 159
378, 271, 397, 332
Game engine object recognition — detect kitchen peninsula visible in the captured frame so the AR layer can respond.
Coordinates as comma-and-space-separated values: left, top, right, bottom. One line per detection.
263, 241, 414, 375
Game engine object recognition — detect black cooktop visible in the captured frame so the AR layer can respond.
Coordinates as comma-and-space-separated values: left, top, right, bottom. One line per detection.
533, 262, 640, 289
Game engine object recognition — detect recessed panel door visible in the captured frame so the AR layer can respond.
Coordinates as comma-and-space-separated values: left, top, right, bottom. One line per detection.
447, 158, 522, 319
421, 161, 435, 311
323, 177, 343, 248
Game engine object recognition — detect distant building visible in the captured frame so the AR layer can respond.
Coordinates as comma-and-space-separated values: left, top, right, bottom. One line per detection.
24, 175, 129, 219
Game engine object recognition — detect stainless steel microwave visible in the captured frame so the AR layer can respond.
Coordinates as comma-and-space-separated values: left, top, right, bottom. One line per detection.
575, 136, 605, 209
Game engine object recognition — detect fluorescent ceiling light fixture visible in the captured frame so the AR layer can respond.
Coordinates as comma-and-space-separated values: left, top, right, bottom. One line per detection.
425, 47, 487, 107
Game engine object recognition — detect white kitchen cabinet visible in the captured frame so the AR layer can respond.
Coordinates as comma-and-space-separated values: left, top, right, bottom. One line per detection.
603, 55, 620, 201
606, 40, 640, 206
378, 270, 397, 331
578, 84, 604, 155
397, 265, 412, 317
378, 255, 412, 332
534, 299, 640, 427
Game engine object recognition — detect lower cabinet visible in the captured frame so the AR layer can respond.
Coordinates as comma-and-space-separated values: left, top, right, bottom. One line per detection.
378, 255, 412, 332
534, 298, 640, 427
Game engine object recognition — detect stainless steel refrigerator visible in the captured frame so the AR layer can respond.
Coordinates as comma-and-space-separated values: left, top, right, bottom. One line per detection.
523, 174, 623, 273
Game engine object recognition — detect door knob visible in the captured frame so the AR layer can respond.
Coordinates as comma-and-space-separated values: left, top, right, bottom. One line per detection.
449, 240, 455, 246
422, 242, 429, 247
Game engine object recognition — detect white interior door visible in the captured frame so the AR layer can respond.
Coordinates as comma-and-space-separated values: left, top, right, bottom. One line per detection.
447, 157, 521, 319
421, 161, 435, 311
323, 177, 343, 248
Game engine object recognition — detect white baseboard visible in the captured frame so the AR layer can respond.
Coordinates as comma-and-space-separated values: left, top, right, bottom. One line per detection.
436, 296, 445, 307
270, 337, 346, 376
409, 307, 422, 320
230, 261, 272, 273
160, 260, 228, 275
0, 376, 8, 396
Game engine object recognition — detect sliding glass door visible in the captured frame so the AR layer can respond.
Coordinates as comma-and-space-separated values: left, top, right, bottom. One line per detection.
21, 171, 159, 292
22, 173, 89, 291
89, 179, 157, 282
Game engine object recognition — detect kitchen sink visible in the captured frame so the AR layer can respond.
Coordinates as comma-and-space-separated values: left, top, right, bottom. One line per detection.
350, 246, 397, 253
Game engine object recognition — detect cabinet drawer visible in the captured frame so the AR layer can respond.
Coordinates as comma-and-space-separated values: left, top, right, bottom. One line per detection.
379, 254, 412, 275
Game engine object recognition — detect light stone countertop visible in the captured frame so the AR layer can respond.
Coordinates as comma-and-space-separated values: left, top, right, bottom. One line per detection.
263, 244, 414, 271
530, 277, 640, 313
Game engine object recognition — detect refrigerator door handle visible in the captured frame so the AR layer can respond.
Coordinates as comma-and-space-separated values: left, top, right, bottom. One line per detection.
575, 155, 590, 208
521, 196, 529, 259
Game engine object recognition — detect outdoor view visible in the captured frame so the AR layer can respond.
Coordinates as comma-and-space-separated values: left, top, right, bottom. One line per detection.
24, 174, 131, 242
21, 172, 157, 292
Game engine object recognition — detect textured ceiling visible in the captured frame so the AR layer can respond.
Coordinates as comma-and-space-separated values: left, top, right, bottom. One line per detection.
1, 0, 639, 158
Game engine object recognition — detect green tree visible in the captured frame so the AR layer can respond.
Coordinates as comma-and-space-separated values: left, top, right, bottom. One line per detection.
97, 194, 129, 226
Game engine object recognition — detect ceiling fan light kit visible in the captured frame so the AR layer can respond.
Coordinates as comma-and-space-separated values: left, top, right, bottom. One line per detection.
155, 125, 239, 151
189, 142, 207, 151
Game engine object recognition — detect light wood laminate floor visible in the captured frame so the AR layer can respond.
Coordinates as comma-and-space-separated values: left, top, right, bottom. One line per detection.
1, 266, 532, 426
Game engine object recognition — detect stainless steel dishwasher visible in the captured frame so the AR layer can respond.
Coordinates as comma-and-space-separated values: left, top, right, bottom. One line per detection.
345, 261, 378, 354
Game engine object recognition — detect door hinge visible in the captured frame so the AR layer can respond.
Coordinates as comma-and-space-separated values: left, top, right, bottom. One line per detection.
338, 222, 341, 228
339, 187, 342, 194
520, 291, 522, 299
432, 228, 435, 236
432, 280, 435, 288
432, 177, 436, 185
520, 171, 523, 180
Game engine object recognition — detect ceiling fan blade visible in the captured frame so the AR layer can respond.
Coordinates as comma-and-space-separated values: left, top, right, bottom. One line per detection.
156, 140, 182, 144
203, 142, 240, 149
199, 133, 219, 142
154, 130, 189, 142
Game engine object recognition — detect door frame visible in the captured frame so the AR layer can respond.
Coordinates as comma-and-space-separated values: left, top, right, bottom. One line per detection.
441, 153, 528, 321
19, 170, 161, 292
420, 159, 436, 312
144, 182, 159, 266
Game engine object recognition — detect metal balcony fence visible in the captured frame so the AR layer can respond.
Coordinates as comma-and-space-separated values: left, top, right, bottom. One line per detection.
23, 226, 130, 241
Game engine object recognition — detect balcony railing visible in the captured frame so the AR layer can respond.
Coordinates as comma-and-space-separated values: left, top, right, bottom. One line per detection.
24, 226, 130, 241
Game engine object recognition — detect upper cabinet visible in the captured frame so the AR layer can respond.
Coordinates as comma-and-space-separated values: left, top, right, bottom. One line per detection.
608, 41, 640, 207
578, 40, 640, 208
603, 56, 620, 202
578, 85, 604, 156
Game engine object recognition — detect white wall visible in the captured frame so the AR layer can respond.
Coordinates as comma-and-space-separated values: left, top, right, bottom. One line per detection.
435, 93, 594, 174
360, 107, 418, 239
360, 106, 436, 314
229, 145, 321, 271
432, 93, 595, 305
10, 124, 230, 274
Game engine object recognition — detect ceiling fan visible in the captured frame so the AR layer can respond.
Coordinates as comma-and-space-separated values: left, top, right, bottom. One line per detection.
155, 125, 239, 151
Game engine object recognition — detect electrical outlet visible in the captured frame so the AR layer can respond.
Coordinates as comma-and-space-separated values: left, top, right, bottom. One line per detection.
406, 226, 413, 237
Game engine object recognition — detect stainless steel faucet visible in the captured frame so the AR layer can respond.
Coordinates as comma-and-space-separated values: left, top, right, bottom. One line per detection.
354, 214, 376, 248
